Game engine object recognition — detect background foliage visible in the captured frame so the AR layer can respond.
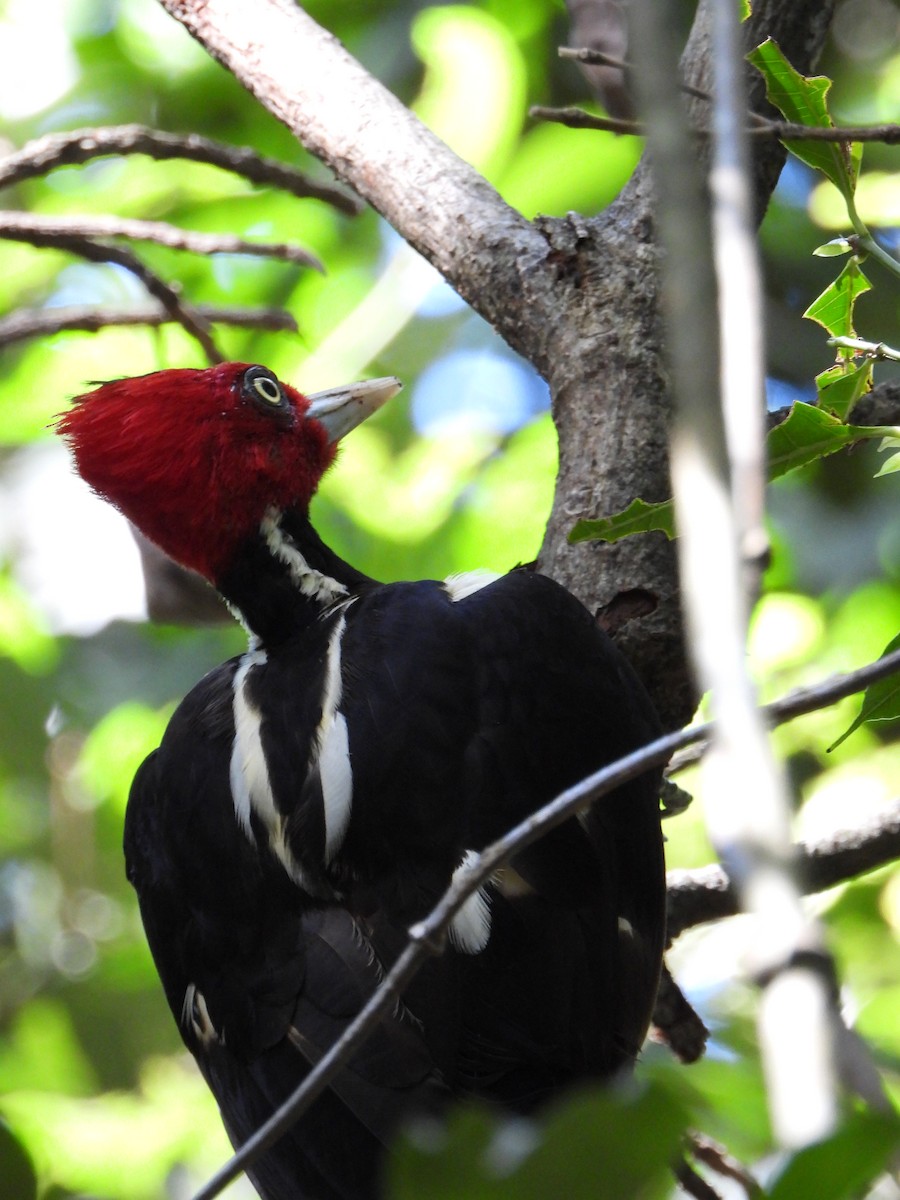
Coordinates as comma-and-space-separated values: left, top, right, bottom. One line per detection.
0, 0, 898, 1196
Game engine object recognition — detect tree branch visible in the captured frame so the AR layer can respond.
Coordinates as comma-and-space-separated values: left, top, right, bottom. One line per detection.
0, 124, 361, 214
156, 0, 549, 358
0, 303, 297, 349
0, 211, 321, 269
189, 648, 900, 1200
667, 802, 900, 940
2, 228, 222, 363
531, 103, 900, 144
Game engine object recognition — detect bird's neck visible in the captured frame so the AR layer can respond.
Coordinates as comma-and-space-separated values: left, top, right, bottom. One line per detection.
216, 505, 374, 645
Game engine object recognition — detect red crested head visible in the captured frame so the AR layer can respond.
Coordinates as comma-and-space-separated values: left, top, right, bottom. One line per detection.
56, 363, 400, 583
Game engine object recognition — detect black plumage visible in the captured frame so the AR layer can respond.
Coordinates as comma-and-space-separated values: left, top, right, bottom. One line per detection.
58, 364, 665, 1200
125, 521, 664, 1200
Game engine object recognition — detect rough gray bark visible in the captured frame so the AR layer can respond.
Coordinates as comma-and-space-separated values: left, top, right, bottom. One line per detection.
156, 0, 835, 728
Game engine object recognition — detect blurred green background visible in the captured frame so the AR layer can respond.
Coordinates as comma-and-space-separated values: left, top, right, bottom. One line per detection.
0, 1, 898, 1195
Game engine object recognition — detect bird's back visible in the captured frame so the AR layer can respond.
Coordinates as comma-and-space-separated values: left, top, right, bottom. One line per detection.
125, 568, 665, 1199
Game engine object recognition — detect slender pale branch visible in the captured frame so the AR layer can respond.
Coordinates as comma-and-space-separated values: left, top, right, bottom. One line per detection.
0, 303, 297, 349
190, 648, 900, 1200
0, 124, 361, 213
1, 227, 222, 363
0, 211, 321, 269
155, 0, 552, 363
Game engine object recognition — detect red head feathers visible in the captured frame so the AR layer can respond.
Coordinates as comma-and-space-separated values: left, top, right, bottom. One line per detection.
56, 363, 400, 583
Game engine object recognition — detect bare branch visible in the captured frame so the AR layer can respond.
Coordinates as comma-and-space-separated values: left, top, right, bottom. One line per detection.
667, 801, 900, 939
0, 124, 361, 214
155, 0, 549, 362
529, 104, 642, 135
0, 210, 321, 270
674, 1157, 726, 1200
531, 103, 900, 144
687, 1134, 764, 1198
0, 303, 297, 349
190, 649, 900, 1200
1, 227, 222, 363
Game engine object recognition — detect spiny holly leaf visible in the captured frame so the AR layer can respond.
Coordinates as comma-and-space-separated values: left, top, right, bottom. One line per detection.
747, 39, 862, 202
767, 1108, 900, 1200
813, 359, 872, 421
828, 634, 900, 751
767, 401, 897, 480
570, 405, 898, 544
568, 497, 675, 544
804, 259, 871, 341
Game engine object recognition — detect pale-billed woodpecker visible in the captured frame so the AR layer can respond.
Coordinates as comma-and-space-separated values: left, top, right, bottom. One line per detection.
57, 363, 666, 1200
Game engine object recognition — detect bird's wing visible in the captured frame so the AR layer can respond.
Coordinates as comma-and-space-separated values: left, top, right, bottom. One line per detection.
125, 660, 444, 1200
443, 569, 666, 1077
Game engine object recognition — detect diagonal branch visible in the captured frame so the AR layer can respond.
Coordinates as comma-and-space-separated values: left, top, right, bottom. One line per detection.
0, 124, 361, 214
2, 227, 222, 363
155, 0, 551, 363
190, 648, 900, 1200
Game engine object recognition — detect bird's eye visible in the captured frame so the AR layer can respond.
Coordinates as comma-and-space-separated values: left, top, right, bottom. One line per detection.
240, 366, 292, 422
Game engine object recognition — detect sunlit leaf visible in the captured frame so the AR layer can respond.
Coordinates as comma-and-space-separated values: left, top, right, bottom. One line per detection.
827, 633, 900, 750
803, 259, 871, 340
874, 435, 900, 477
747, 39, 862, 201
813, 359, 872, 421
767, 402, 897, 480
812, 238, 853, 257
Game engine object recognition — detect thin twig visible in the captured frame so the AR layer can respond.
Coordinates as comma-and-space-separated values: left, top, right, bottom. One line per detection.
0, 124, 361, 214
0, 211, 321, 270
0, 303, 297, 349
558, 45, 755, 115
529, 105, 642, 135
1, 228, 222, 363
190, 648, 900, 1200
687, 1133, 764, 1198
827, 335, 900, 362
530, 103, 900, 144
674, 1156, 725, 1200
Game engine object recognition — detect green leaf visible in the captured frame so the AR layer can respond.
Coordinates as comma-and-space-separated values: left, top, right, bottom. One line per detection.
766, 402, 897, 481
827, 633, 900, 750
803, 259, 871, 340
568, 497, 675, 544
747, 39, 861, 201
390, 1083, 689, 1200
874, 435, 900, 477
812, 238, 853, 258
767, 1109, 900, 1200
571, 405, 898, 545
813, 359, 872, 421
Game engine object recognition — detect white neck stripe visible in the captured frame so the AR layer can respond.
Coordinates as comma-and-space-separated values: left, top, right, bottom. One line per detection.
260, 507, 348, 607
